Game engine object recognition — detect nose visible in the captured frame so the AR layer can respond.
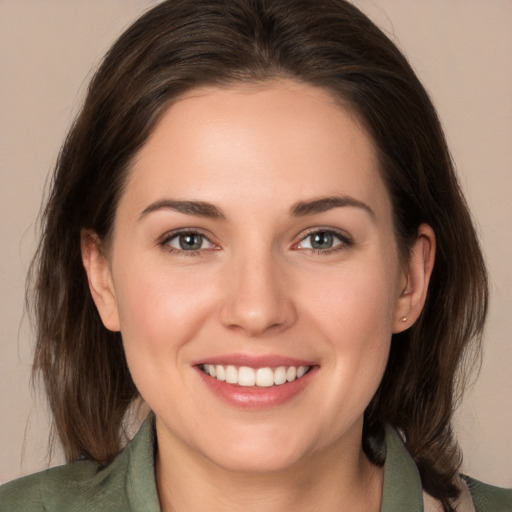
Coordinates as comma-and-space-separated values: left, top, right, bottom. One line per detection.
219, 249, 297, 337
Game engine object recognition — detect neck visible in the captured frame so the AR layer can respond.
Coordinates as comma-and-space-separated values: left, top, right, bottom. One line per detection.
155, 421, 383, 512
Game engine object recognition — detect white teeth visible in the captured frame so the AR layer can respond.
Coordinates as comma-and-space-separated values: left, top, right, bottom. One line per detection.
225, 365, 238, 384
215, 365, 226, 381
286, 366, 297, 382
202, 364, 311, 387
274, 366, 287, 385
256, 367, 274, 387
238, 366, 256, 386
297, 366, 307, 378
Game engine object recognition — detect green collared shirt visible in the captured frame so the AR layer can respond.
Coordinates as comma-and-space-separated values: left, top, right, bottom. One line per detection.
1, 417, 510, 511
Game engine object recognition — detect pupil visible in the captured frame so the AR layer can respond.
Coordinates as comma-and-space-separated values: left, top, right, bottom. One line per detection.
179, 234, 202, 250
311, 232, 333, 249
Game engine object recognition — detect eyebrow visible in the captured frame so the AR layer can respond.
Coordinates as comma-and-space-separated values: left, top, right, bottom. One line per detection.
139, 195, 375, 221
139, 200, 226, 220
290, 195, 375, 220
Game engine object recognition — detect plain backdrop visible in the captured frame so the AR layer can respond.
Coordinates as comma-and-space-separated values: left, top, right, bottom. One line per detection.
1, 0, 511, 486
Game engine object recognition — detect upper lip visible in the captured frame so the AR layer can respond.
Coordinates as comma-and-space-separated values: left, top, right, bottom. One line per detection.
192, 353, 317, 368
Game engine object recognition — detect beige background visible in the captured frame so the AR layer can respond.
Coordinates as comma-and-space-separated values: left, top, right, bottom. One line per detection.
1, 0, 511, 486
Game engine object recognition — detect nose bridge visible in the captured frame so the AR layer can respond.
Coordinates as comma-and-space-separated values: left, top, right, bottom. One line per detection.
219, 240, 295, 336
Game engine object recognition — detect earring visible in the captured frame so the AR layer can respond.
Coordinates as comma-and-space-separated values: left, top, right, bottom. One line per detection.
400, 317, 408, 323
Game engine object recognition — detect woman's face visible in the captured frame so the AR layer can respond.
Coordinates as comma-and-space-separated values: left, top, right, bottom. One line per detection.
86, 80, 428, 473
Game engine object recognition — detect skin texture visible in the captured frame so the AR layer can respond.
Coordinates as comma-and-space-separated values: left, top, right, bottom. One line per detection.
82, 80, 435, 511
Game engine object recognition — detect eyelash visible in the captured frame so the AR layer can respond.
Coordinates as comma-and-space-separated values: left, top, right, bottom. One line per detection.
159, 229, 217, 256
293, 228, 352, 255
158, 228, 352, 256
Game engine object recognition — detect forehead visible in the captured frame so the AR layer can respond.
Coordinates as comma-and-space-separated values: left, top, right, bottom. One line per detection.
123, 79, 391, 220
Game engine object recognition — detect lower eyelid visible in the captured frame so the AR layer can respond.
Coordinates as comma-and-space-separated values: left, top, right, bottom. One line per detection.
158, 229, 351, 254
159, 231, 215, 251
296, 230, 352, 250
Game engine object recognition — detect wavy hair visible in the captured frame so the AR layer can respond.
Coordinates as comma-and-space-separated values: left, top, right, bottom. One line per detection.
29, 1, 487, 510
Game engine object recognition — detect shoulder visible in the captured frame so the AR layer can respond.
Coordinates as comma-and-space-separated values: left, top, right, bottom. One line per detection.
461, 475, 512, 512
0, 460, 99, 511
0, 470, 45, 511
0, 415, 159, 512
382, 425, 511, 512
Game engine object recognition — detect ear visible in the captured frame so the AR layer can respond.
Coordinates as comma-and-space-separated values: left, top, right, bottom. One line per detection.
81, 229, 120, 332
393, 224, 436, 333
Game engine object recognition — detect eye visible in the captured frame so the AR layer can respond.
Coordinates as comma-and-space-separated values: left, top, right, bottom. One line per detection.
161, 231, 216, 252
295, 230, 350, 252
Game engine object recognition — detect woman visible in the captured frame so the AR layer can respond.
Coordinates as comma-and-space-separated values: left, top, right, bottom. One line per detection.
0, 0, 510, 511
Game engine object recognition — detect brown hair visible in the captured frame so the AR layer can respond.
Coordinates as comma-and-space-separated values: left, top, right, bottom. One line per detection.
29, 1, 487, 510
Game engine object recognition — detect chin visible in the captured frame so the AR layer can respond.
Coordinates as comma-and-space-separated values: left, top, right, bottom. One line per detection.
210, 447, 305, 475
196, 425, 319, 474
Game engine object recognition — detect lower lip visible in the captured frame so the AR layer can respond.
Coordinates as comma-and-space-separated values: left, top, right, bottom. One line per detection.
196, 367, 317, 409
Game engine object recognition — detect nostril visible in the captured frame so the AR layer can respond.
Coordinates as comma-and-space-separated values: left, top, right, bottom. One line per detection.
218, 258, 297, 335
220, 300, 297, 336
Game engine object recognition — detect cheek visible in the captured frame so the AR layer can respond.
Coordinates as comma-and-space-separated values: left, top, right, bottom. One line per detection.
302, 258, 398, 343
112, 260, 217, 369
111, 260, 224, 422
300, 258, 397, 407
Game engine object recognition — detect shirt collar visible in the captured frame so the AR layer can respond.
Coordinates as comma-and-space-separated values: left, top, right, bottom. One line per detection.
381, 424, 424, 511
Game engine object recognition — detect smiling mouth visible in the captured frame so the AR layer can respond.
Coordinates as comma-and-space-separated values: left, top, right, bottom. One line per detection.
200, 364, 311, 388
